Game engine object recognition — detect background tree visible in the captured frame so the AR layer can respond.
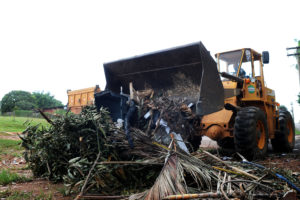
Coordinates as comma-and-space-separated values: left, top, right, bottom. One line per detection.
32, 91, 63, 109
1, 90, 64, 113
1, 90, 35, 113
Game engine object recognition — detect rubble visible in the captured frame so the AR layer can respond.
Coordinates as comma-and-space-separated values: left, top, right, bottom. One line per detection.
19, 89, 300, 199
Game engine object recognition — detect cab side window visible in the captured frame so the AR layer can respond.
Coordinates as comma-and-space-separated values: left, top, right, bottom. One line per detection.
254, 60, 261, 77
240, 50, 252, 78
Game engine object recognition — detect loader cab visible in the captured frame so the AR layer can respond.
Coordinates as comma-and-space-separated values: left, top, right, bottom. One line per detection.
216, 48, 271, 103
216, 48, 264, 80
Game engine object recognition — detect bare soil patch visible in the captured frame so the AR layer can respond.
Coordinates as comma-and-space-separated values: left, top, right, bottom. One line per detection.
0, 131, 21, 141
0, 179, 72, 200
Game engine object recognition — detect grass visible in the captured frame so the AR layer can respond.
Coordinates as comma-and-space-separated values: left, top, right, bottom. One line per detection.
0, 138, 24, 159
296, 130, 300, 135
0, 138, 23, 157
57, 186, 69, 197
0, 116, 49, 133
0, 169, 31, 185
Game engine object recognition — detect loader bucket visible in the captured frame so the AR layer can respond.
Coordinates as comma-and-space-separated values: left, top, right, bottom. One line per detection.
103, 42, 224, 116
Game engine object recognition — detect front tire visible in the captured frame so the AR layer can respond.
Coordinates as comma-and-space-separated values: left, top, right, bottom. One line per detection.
234, 107, 268, 160
271, 109, 295, 152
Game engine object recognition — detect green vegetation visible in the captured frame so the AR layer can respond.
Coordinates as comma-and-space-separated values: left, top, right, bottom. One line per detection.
14, 110, 37, 117
296, 129, 300, 135
0, 138, 23, 158
32, 91, 63, 109
54, 109, 67, 115
1, 90, 63, 113
0, 170, 31, 185
0, 116, 48, 133
0, 190, 52, 200
57, 186, 69, 197
1, 91, 35, 113
0, 138, 22, 152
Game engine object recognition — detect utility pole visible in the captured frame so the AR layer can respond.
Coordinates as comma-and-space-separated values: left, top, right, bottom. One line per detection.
291, 102, 294, 119
287, 45, 300, 85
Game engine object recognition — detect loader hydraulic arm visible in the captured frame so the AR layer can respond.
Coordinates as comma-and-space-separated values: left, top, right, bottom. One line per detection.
220, 72, 244, 84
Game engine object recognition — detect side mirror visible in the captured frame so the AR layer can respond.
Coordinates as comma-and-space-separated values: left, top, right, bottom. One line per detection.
262, 51, 269, 64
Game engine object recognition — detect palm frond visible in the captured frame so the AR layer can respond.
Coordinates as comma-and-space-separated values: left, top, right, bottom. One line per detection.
130, 151, 216, 200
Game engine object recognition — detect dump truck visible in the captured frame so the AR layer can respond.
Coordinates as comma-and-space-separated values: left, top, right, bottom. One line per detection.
67, 85, 101, 114
95, 41, 295, 160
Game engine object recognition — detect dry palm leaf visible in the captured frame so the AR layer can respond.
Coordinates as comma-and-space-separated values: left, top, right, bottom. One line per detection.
130, 151, 216, 200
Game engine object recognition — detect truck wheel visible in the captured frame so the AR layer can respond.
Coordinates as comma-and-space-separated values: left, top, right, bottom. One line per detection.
234, 107, 268, 160
271, 109, 295, 152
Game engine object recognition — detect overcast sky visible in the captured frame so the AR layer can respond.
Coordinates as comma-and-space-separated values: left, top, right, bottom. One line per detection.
1, 0, 300, 120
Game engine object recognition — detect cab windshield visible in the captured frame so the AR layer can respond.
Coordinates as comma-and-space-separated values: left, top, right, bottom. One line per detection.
218, 50, 243, 77
218, 49, 255, 78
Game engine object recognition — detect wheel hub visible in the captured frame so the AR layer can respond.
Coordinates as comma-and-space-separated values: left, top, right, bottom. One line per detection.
256, 120, 265, 150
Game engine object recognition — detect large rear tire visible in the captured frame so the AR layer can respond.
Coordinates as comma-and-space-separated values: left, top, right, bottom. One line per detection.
234, 107, 268, 160
271, 109, 295, 152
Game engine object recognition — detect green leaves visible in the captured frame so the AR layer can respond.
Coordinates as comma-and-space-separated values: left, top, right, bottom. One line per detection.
20, 106, 114, 182
20, 105, 163, 195
32, 91, 63, 109
1, 90, 63, 113
1, 90, 35, 113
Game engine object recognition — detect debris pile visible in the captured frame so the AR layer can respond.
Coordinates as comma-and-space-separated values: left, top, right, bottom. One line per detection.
20, 92, 300, 199
20, 106, 162, 193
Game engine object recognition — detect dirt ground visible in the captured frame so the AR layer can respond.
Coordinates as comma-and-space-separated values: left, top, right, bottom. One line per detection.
200, 135, 300, 172
0, 132, 300, 199
0, 132, 73, 199
0, 131, 21, 141
259, 135, 300, 172
0, 179, 72, 200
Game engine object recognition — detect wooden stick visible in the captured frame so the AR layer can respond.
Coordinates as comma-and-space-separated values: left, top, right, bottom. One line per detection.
163, 192, 221, 199
38, 109, 53, 125
216, 171, 221, 192
151, 110, 163, 136
213, 166, 242, 176
80, 195, 128, 199
227, 176, 232, 195
220, 180, 274, 200
222, 172, 227, 192
74, 151, 101, 200
98, 161, 163, 165
145, 109, 153, 135
129, 82, 140, 103
203, 150, 259, 180
164, 192, 278, 200
245, 174, 268, 193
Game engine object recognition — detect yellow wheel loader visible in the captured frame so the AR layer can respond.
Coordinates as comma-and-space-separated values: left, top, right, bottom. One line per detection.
201, 48, 295, 159
95, 42, 295, 160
